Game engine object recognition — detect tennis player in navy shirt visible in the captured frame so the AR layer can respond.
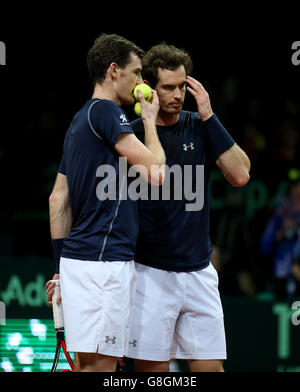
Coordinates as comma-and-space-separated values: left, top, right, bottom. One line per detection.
45, 34, 166, 372
127, 43, 251, 372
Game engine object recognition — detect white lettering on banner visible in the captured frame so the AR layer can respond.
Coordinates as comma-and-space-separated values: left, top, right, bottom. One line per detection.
0, 301, 5, 325
291, 41, 300, 66
0, 41, 5, 65
0, 274, 48, 307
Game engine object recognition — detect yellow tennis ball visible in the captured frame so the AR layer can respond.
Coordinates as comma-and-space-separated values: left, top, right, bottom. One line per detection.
133, 83, 152, 101
134, 102, 142, 116
134, 96, 152, 117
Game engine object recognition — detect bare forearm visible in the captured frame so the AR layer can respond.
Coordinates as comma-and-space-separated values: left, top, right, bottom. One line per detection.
50, 206, 72, 238
217, 143, 250, 187
49, 192, 72, 238
143, 118, 166, 167
222, 143, 250, 170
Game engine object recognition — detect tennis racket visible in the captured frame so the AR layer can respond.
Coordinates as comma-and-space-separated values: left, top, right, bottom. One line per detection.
50, 279, 127, 372
50, 279, 74, 372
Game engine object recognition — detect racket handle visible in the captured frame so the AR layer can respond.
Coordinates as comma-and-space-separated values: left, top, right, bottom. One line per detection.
51, 279, 64, 329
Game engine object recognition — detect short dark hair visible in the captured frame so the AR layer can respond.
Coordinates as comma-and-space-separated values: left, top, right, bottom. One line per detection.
87, 33, 144, 87
141, 43, 193, 87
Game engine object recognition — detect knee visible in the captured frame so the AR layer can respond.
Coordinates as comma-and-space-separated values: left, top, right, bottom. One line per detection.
210, 361, 224, 372
135, 359, 170, 372
74, 353, 118, 372
188, 359, 224, 372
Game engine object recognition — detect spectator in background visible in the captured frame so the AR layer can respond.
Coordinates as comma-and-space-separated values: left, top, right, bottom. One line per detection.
260, 169, 300, 301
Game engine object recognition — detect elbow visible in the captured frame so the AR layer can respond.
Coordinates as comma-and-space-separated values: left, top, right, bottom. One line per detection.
49, 190, 61, 206
148, 172, 165, 186
49, 191, 57, 207
231, 172, 250, 187
147, 165, 165, 186
49, 190, 68, 211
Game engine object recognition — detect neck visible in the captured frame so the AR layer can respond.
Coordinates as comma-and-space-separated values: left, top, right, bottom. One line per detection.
92, 83, 120, 105
156, 110, 180, 126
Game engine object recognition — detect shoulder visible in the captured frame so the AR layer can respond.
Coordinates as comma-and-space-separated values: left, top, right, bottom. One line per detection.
89, 99, 119, 109
178, 111, 203, 136
89, 99, 130, 125
181, 110, 202, 124
89, 99, 124, 115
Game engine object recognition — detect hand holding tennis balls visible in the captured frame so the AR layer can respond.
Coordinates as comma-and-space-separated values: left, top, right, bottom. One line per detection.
134, 85, 159, 121
134, 83, 153, 116
134, 83, 152, 102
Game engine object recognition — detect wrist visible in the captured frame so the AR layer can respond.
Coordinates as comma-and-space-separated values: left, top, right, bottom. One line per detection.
143, 117, 156, 127
51, 238, 65, 274
202, 114, 235, 155
201, 111, 214, 122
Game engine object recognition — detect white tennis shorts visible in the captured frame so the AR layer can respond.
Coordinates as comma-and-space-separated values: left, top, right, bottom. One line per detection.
127, 262, 227, 361
60, 257, 136, 357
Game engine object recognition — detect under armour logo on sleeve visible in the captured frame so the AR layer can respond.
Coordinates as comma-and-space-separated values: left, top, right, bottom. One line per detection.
183, 142, 195, 151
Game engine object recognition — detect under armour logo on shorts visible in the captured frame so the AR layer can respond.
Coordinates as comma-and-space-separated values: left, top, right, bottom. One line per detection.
183, 142, 195, 151
129, 339, 137, 347
105, 336, 116, 344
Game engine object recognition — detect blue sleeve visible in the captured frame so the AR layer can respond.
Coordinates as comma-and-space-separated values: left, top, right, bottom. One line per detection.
203, 114, 235, 156
88, 100, 134, 147
191, 112, 218, 162
192, 112, 235, 160
58, 153, 66, 175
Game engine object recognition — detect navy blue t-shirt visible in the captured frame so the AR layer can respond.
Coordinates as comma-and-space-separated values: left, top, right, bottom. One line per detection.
59, 98, 139, 262
132, 111, 235, 272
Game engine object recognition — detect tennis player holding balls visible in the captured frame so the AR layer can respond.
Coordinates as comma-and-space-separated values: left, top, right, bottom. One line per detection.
45, 34, 165, 372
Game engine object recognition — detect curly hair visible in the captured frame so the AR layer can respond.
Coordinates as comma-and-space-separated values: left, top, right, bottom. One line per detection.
141, 43, 193, 87
87, 33, 144, 87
